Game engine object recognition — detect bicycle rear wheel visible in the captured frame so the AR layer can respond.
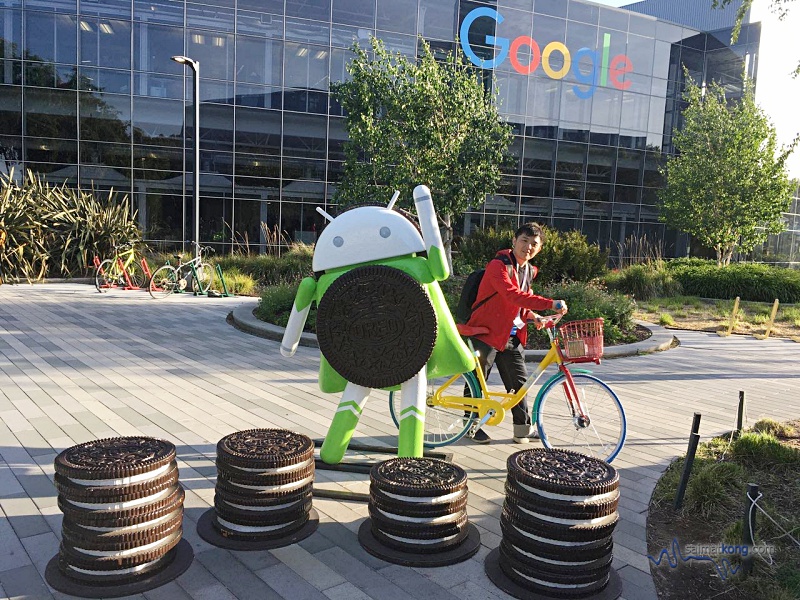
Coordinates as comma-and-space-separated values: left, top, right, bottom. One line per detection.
192, 262, 214, 293
125, 260, 145, 288
535, 373, 626, 463
149, 265, 178, 299
388, 371, 480, 448
94, 259, 118, 292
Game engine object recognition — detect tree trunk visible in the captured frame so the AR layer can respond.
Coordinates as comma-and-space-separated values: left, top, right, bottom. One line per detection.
441, 213, 453, 274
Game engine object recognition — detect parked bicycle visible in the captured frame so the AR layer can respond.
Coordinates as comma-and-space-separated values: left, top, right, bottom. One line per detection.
95, 242, 146, 292
148, 242, 215, 299
388, 314, 627, 463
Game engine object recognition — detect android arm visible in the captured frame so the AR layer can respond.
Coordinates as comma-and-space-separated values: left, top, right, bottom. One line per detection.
413, 185, 448, 281
280, 276, 317, 357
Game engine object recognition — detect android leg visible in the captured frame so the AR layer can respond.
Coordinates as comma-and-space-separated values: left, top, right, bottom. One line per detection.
319, 382, 371, 464
397, 366, 427, 458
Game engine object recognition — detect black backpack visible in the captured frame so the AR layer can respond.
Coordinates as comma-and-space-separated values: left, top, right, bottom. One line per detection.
455, 255, 515, 324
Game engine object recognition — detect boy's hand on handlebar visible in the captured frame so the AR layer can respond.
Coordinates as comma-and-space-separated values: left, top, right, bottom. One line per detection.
552, 299, 568, 314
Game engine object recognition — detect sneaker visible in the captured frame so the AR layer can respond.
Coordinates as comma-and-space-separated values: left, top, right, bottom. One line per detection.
512, 435, 530, 444
512, 426, 539, 444
469, 427, 491, 444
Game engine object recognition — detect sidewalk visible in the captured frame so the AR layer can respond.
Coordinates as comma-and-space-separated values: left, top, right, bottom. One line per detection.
1, 283, 799, 600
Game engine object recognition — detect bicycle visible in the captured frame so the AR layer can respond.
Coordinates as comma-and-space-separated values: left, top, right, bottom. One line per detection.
94, 243, 146, 292
148, 242, 215, 299
388, 314, 627, 463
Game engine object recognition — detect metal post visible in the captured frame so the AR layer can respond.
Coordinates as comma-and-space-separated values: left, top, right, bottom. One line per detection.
741, 483, 759, 577
736, 391, 746, 436
172, 55, 201, 260
674, 412, 702, 510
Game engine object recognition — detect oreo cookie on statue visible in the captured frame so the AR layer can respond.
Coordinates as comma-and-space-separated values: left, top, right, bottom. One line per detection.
316, 265, 437, 389
47, 437, 192, 597
199, 429, 320, 550
358, 457, 480, 566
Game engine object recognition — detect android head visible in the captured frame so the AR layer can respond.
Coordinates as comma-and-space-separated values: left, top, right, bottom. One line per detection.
313, 202, 425, 273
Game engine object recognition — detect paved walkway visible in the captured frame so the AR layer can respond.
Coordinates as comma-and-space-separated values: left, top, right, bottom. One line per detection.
1, 284, 799, 600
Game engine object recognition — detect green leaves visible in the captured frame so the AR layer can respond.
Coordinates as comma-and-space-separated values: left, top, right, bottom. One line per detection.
331, 37, 513, 220
0, 170, 141, 282
659, 76, 796, 266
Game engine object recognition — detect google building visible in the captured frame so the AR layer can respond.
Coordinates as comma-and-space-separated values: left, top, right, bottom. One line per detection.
0, 0, 798, 261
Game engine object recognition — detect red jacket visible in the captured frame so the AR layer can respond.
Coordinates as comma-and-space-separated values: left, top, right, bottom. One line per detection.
466, 249, 553, 351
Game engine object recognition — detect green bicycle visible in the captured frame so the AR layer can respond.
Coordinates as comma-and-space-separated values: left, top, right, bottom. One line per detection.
94, 243, 146, 292
148, 242, 215, 299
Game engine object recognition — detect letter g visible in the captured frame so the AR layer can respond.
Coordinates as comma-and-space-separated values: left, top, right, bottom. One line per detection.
460, 7, 509, 69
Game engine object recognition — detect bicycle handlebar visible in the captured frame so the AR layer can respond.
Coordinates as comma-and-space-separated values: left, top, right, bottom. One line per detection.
532, 313, 564, 330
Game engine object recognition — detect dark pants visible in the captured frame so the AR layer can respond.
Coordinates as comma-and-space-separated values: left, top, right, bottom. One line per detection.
468, 336, 530, 427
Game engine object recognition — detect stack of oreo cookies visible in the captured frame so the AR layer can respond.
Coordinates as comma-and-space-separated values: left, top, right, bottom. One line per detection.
53, 437, 185, 585
498, 448, 620, 598
361, 457, 480, 564
213, 429, 315, 541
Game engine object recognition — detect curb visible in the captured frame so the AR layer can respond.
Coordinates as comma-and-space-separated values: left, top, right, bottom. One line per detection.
230, 302, 677, 359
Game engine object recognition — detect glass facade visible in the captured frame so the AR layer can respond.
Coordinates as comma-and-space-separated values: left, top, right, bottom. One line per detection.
1, 0, 790, 261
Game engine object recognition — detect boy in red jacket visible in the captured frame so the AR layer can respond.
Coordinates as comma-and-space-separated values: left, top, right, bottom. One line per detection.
464, 222, 567, 444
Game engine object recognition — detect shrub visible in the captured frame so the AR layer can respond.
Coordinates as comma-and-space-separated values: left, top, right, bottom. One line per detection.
256, 283, 317, 332
603, 263, 683, 300
214, 244, 313, 287
730, 432, 800, 466
667, 262, 800, 303
659, 313, 675, 326
216, 267, 257, 296
684, 460, 745, 518
453, 226, 608, 284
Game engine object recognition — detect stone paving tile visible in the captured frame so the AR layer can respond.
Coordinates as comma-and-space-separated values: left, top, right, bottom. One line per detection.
0, 564, 54, 600
1, 285, 799, 600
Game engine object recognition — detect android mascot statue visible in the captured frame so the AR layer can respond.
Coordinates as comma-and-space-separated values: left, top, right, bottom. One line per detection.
280, 185, 474, 464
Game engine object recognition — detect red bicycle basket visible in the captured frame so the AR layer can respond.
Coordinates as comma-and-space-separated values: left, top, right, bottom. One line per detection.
558, 318, 604, 362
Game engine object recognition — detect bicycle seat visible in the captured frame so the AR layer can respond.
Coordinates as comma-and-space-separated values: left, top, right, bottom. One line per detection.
456, 323, 490, 337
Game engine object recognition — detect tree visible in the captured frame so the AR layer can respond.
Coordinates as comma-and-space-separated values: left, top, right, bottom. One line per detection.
659, 77, 796, 266
331, 37, 513, 264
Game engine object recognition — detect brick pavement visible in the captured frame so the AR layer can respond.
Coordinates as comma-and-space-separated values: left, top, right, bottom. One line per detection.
1, 283, 799, 600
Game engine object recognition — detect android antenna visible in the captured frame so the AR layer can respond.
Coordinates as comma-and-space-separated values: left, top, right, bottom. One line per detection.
387, 190, 400, 210
316, 207, 334, 222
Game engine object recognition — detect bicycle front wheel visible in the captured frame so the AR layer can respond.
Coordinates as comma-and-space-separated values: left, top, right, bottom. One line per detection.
94, 259, 118, 292
535, 373, 626, 463
388, 371, 480, 448
149, 265, 178, 299
192, 262, 214, 293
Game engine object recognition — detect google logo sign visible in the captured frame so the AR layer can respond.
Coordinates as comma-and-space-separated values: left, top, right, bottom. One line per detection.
460, 7, 633, 99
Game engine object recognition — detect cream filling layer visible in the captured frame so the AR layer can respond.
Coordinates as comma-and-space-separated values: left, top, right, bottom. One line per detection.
376, 507, 463, 525
78, 509, 181, 533
515, 504, 617, 527
514, 480, 618, 504
223, 499, 301, 512
228, 475, 312, 492
511, 567, 608, 590
223, 458, 313, 474
380, 530, 460, 545
379, 489, 465, 504
67, 463, 172, 488
65, 486, 173, 511
509, 542, 596, 566
71, 531, 180, 558
66, 555, 166, 576
510, 523, 609, 547
217, 516, 297, 533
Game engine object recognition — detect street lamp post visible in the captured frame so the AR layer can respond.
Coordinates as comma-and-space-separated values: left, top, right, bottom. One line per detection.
171, 55, 200, 260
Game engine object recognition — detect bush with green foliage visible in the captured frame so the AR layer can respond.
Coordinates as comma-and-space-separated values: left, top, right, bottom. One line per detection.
0, 170, 140, 281
215, 267, 257, 296
603, 263, 683, 300
213, 244, 313, 288
667, 262, 800, 303
256, 283, 317, 331
453, 226, 607, 284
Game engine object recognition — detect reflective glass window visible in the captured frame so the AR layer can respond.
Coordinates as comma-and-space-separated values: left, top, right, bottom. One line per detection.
554, 179, 583, 199
333, 0, 375, 27
330, 47, 355, 84
376, 0, 416, 34
496, 9, 532, 70
134, 23, 183, 74
627, 34, 654, 75
25, 0, 76, 14
285, 42, 330, 92
496, 71, 527, 118
286, 0, 331, 20
23, 62, 75, 88
236, 35, 283, 87
132, 96, 184, 143
568, 2, 598, 25
587, 145, 614, 183
79, 142, 131, 170
79, 0, 131, 18
628, 14, 656, 38
648, 95, 666, 134
559, 85, 592, 125
286, 17, 331, 44
529, 77, 560, 121
599, 7, 628, 32
25, 12, 77, 65
327, 116, 346, 160
555, 141, 586, 180
79, 18, 131, 70
194, 78, 233, 103
25, 88, 77, 139
0, 9, 22, 59
79, 67, 131, 95
655, 20, 683, 44
234, 84, 282, 110
652, 41, 671, 79
79, 91, 131, 142
283, 156, 326, 181
590, 87, 621, 132
25, 138, 77, 165
199, 103, 234, 151
134, 72, 184, 99
612, 202, 638, 219
643, 152, 663, 187
418, 0, 455, 41
522, 138, 554, 178
237, 11, 283, 37
534, 0, 567, 18
619, 91, 649, 132
520, 177, 551, 198
0, 86, 21, 135
584, 182, 611, 204
132, 146, 182, 175
187, 3, 234, 32
531, 14, 565, 46
615, 149, 642, 186
613, 184, 638, 204
376, 31, 416, 57
134, 0, 184, 25
282, 112, 327, 158
565, 21, 598, 55
187, 30, 235, 81
331, 23, 363, 48
238, 0, 284, 14
234, 154, 281, 183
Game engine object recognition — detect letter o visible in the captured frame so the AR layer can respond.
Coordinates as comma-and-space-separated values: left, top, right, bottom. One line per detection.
542, 41, 571, 79
509, 36, 541, 75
